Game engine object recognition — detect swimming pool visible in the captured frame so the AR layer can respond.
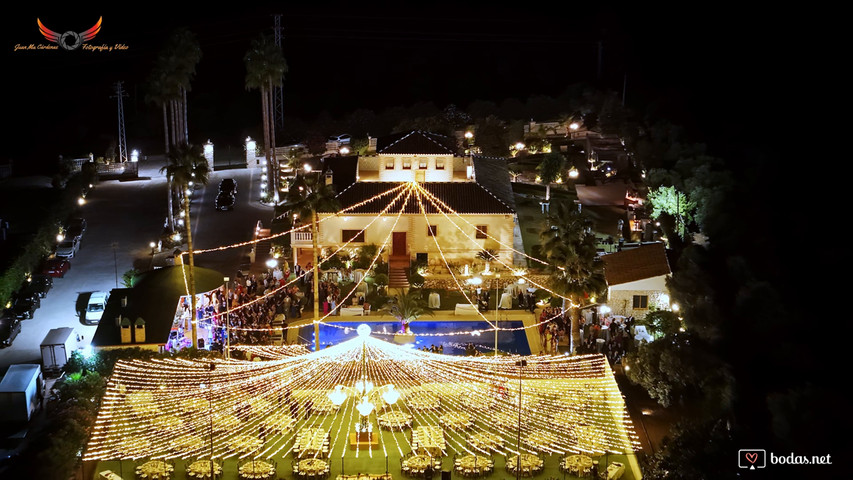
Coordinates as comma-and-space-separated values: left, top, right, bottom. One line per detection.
298, 320, 531, 355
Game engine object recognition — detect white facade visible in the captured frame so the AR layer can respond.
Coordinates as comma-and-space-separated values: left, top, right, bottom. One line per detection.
314, 212, 516, 265
606, 274, 670, 319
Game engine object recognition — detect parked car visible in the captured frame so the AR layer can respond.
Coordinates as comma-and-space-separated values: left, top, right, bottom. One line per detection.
55, 236, 80, 258
215, 191, 236, 211
23, 274, 53, 298
42, 258, 71, 277
84, 291, 109, 325
9, 292, 40, 319
219, 178, 237, 195
0, 315, 22, 347
65, 217, 87, 240
327, 134, 351, 144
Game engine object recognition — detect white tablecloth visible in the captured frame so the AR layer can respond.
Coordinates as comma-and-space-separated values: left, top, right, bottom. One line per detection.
499, 293, 513, 309
428, 292, 441, 309
455, 304, 478, 315
340, 307, 363, 316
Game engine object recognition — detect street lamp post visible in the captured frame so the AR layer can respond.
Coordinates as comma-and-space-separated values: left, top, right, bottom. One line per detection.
111, 242, 119, 288
515, 359, 527, 480
223, 277, 230, 360
149, 241, 156, 270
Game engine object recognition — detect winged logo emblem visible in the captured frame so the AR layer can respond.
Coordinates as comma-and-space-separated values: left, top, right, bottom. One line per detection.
37, 16, 102, 51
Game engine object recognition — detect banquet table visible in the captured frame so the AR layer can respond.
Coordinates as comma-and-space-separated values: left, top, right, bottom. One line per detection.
262, 413, 296, 434
412, 426, 445, 457
606, 462, 625, 480
439, 412, 473, 431
561, 455, 593, 475
295, 428, 330, 458
499, 292, 513, 309
136, 460, 174, 479
311, 397, 340, 414
524, 430, 563, 452
467, 432, 503, 452
186, 460, 222, 479
454, 455, 493, 475
238, 460, 275, 480
297, 459, 329, 476
454, 304, 478, 315
406, 393, 440, 411
378, 411, 413, 430
340, 307, 364, 316
229, 434, 264, 454
505, 454, 544, 475
403, 454, 442, 474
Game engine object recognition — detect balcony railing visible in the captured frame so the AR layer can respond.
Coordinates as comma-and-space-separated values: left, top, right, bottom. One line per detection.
292, 231, 313, 243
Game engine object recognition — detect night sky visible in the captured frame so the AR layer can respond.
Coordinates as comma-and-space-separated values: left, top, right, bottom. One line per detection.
2, 5, 794, 174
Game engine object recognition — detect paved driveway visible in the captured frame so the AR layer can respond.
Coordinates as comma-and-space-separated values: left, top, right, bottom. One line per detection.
0, 157, 269, 372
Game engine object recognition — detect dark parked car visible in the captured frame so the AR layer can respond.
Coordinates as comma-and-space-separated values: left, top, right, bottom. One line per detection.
23, 274, 53, 298
42, 258, 71, 277
65, 217, 87, 240
215, 192, 236, 211
9, 292, 40, 319
0, 315, 22, 347
219, 178, 237, 195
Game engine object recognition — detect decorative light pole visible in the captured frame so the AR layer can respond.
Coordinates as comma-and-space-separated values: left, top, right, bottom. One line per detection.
206, 362, 216, 480
223, 277, 230, 359
515, 359, 527, 480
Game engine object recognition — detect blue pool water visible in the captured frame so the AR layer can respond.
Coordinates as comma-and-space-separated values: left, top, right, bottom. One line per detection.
299, 321, 530, 355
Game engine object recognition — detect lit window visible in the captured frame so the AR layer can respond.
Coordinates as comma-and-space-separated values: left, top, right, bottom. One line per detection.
475, 225, 488, 239
427, 225, 437, 236
436, 159, 445, 170
419, 159, 428, 169
632, 295, 648, 309
342, 230, 366, 243
385, 159, 395, 170
402, 158, 412, 170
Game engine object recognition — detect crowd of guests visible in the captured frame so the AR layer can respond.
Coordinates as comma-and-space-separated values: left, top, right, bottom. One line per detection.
577, 315, 635, 365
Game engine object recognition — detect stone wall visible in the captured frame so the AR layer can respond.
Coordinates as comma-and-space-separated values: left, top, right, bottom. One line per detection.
607, 289, 668, 319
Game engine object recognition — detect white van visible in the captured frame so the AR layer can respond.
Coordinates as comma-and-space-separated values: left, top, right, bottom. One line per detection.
84, 292, 109, 325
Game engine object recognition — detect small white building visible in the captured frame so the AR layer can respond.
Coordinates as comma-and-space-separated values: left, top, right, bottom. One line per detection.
601, 242, 671, 319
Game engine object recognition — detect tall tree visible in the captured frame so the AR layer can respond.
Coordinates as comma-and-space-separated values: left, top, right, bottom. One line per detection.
245, 33, 288, 203
283, 174, 340, 350
537, 152, 566, 203
159, 144, 210, 349
539, 201, 607, 352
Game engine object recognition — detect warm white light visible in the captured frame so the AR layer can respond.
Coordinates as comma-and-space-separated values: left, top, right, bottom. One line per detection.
266, 259, 278, 269
185, 189, 192, 196
77, 197, 86, 205
356, 396, 374, 416
515, 142, 525, 150
672, 303, 680, 312
56, 233, 65, 242
569, 122, 580, 130
356, 324, 371, 337
340, 146, 350, 155
355, 378, 374, 394
81, 345, 95, 359
328, 385, 347, 406
517, 278, 526, 285
303, 164, 312, 173
131, 150, 139, 162
660, 294, 670, 305
568, 167, 579, 179
467, 276, 483, 286
149, 242, 156, 249
464, 131, 474, 139
382, 385, 400, 405
600, 305, 611, 314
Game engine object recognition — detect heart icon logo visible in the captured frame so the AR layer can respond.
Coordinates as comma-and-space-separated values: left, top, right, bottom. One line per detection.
745, 452, 758, 464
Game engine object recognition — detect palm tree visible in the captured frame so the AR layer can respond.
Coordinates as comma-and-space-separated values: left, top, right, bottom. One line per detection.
160, 143, 210, 349
245, 33, 288, 203
539, 201, 606, 353
537, 152, 566, 203
283, 174, 339, 351
381, 290, 432, 334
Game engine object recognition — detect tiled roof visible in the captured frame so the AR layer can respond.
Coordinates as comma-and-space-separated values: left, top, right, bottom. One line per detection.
472, 156, 516, 211
377, 131, 457, 155
323, 182, 515, 215
601, 242, 671, 285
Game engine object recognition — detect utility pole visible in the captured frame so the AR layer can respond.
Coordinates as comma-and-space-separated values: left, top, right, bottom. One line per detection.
273, 14, 285, 131
111, 82, 129, 163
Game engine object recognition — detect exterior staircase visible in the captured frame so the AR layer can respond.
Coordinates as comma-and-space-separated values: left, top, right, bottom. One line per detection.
389, 267, 409, 288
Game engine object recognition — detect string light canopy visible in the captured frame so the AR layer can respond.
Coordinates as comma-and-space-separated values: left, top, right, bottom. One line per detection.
84, 328, 639, 463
